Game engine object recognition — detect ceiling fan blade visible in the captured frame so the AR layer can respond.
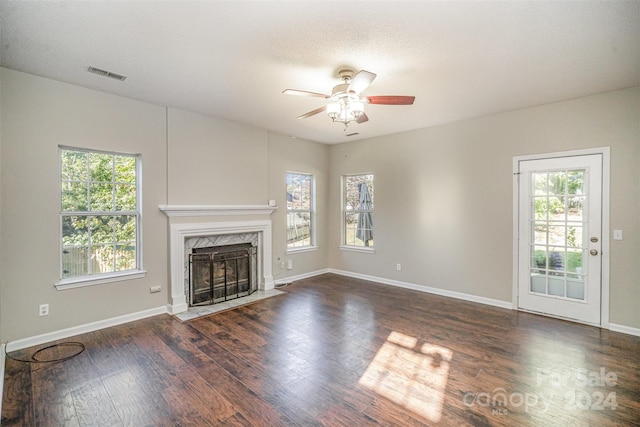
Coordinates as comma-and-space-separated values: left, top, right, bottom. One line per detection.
356, 112, 369, 124
366, 95, 415, 105
348, 70, 376, 94
283, 89, 330, 98
297, 106, 326, 119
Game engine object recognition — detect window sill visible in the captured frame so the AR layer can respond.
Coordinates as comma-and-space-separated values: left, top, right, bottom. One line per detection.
286, 246, 318, 255
55, 270, 147, 291
339, 245, 375, 254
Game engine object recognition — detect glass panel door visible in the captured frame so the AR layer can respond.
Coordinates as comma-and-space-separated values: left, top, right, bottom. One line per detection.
518, 154, 602, 325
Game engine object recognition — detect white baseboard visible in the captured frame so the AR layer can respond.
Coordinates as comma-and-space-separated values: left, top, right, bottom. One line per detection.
328, 269, 640, 337
274, 268, 329, 285
328, 268, 513, 310
609, 323, 640, 337
167, 302, 189, 315
5, 306, 167, 352
3, 269, 327, 354
4, 270, 638, 359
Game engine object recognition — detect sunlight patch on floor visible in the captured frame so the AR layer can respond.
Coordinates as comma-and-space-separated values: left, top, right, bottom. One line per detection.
359, 331, 453, 423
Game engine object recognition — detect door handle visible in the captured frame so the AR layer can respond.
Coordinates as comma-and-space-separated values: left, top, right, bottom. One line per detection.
590, 249, 598, 256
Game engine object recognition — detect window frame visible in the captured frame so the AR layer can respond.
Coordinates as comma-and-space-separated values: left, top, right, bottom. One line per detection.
286, 171, 317, 253
56, 146, 145, 290
341, 173, 375, 253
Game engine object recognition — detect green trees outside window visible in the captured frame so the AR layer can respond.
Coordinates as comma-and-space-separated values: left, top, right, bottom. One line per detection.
60, 148, 140, 279
531, 170, 585, 281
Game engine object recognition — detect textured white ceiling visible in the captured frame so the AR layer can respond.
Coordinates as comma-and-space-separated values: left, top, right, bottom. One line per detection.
1, 1, 638, 144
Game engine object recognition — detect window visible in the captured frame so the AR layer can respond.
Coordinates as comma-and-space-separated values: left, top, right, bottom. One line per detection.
59, 147, 142, 285
343, 174, 374, 248
286, 172, 315, 250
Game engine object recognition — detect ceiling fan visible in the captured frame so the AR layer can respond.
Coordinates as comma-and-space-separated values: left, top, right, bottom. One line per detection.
283, 69, 415, 129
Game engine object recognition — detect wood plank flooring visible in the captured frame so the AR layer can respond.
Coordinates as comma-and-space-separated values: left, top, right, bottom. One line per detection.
3, 273, 640, 426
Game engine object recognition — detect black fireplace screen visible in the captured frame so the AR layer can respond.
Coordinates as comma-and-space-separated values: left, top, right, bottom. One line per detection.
189, 243, 257, 306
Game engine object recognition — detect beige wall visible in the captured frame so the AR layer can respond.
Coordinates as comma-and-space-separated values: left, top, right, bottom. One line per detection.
267, 132, 330, 280
165, 108, 330, 282
167, 108, 269, 205
0, 69, 331, 343
328, 87, 640, 329
0, 68, 4, 345
0, 69, 169, 342
1, 67, 638, 344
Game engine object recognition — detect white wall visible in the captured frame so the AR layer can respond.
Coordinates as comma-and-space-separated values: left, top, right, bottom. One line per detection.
328, 87, 640, 329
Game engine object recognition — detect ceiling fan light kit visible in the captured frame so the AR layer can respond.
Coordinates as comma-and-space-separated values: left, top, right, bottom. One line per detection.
327, 97, 364, 125
283, 68, 415, 131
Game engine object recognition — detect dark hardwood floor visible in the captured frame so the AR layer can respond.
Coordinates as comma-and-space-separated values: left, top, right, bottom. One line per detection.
3, 273, 640, 426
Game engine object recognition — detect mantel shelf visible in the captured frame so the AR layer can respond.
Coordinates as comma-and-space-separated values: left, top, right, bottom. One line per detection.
158, 204, 276, 217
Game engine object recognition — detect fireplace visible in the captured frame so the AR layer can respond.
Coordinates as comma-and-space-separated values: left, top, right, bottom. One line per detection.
189, 243, 257, 306
160, 207, 276, 315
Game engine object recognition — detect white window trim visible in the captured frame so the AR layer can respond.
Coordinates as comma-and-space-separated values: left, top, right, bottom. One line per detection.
55, 270, 147, 290
287, 245, 318, 255
58, 146, 144, 289
286, 171, 316, 251
339, 245, 375, 254
341, 173, 375, 250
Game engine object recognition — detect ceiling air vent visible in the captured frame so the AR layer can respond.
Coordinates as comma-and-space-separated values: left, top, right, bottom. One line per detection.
87, 66, 127, 81
346, 132, 359, 137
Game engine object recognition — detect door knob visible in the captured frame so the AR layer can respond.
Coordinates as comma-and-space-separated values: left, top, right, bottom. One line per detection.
590, 249, 598, 256
590, 237, 599, 243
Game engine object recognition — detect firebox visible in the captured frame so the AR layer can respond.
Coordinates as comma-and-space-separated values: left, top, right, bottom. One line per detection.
188, 243, 257, 306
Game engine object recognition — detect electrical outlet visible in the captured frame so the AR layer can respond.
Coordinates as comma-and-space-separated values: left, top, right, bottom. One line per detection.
287, 259, 293, 270
396, 263, 402, 271
150, 285, 161, 293
39, 304, 49, 316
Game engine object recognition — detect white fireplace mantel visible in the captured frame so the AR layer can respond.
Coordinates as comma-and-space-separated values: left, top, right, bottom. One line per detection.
166, 220, 274, 314
159, 204, 276, 217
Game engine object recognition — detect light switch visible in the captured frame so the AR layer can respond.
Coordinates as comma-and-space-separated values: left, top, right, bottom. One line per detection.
613, 230, 623, 240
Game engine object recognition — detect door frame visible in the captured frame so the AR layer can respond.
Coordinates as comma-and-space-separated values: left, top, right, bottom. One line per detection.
512, 147, 610, 327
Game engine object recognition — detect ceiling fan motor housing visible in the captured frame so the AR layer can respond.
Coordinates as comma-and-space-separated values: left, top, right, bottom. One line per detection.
338, 69, 355, 82
331, 83, 351, 98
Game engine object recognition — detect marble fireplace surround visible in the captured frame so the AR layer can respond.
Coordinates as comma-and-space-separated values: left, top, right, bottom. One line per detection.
159, 205, 276, 314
